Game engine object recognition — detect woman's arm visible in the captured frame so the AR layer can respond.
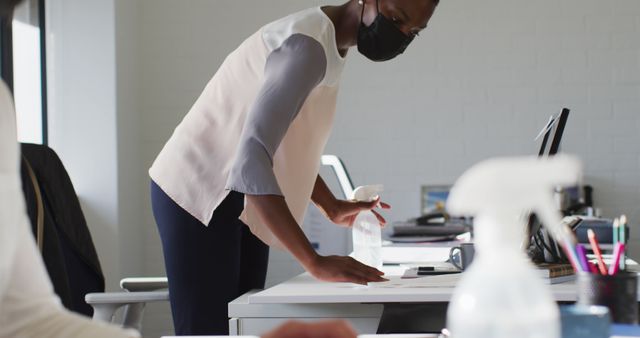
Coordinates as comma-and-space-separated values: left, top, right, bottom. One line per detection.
0, 210, 139, 338
311, 175, 340, 219
247, 194, 385, 284
311, 175, 391, 228
226, 35, 385, 284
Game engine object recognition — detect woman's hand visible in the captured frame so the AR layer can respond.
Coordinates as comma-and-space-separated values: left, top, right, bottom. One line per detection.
327, 197, 391, 228
246, 194, 388, 285
262, 320, 357, 338
306, 255, 387, 285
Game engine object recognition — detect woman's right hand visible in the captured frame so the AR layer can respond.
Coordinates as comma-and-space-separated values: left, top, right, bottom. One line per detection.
306, 255, 387, 285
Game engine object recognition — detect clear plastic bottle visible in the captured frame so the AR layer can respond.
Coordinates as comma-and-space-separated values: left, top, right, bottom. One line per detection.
447, 214, 561, 338
351, 185, 384, 270
446, 155, 582, 338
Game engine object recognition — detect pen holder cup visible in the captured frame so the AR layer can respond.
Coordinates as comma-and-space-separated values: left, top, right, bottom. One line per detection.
560, 305, 610, 338
448, 243, 475, 271
577, 271, 638, 324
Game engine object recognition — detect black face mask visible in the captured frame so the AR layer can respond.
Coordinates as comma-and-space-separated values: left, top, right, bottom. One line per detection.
357, 0, 414, 62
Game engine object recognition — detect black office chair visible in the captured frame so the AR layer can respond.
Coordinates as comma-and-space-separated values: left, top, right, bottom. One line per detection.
20, 143, 168, 330
20, 143, 104, 317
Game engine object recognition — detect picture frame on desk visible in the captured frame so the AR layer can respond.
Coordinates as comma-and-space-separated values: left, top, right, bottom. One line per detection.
420, 185, 451, 215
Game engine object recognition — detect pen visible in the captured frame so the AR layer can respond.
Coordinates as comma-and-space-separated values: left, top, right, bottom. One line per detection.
575, 244, 590, 272
609, 242, 625, 276
587, 229, 608, 275
620, 215, 627, 271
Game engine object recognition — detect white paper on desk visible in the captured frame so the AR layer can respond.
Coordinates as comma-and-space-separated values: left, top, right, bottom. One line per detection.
368, 273, 461, 288
382, 246, 451, 264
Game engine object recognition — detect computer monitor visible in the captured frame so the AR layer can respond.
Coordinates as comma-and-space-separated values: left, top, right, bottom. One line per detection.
536, 116, 556, 157
528, 108, 571, 263
535, 108, 570, 158
548, 108, 570, 156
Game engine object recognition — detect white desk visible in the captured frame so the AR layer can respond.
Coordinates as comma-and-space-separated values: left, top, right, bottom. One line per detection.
229, 272, 583, 335
229, 242, 460, 335
228, 292, 384, 336
244, 272, 579, 304
229, 237, 636, 335
229, 257, 640, 336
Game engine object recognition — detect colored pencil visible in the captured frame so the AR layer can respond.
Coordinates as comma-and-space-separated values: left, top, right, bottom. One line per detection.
620, 215, 627, 270
588, 229, 608, 275
561, 240, 582, 272
575, 244, 590, 272
609, 242, 625, 275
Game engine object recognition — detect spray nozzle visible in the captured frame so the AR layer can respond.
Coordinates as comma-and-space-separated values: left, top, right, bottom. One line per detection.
447, 155, 582, 247
351, 184, 384, 202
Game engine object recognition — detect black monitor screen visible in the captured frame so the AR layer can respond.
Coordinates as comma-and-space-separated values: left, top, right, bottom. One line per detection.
528, 108, 571, 263
548, 108, 570, 156
536, 108, 571, 157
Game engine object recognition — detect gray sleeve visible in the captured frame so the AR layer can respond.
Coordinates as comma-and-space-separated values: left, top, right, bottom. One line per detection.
225, 34, 327, 195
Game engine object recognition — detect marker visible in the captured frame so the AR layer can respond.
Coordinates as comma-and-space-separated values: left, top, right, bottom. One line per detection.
575, 244, 590, 272
588, 229, 608, 275
609, 242, 625, 276
620, 215, 627, 270
613, 218, 620, 246
589, 261, 599, 274
560, 240, 582, 272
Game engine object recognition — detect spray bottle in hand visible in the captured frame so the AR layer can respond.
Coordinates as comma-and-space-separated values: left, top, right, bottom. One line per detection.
351, 185, 384, 270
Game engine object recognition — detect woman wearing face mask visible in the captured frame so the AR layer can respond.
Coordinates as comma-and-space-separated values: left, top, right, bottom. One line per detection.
150, 0, 438, 335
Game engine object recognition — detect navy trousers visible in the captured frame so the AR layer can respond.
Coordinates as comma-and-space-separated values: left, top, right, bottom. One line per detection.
151, 181, 269, 335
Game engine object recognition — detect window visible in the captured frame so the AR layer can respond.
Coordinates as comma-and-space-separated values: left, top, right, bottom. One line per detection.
3, 0, 48, 145
1, 14, 13, 91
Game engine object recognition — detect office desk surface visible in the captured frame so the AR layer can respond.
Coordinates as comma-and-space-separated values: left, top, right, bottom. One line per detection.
232, 262, 640, 335
247, 246, 640, 304
248, 271, 583, 304
251, 259, 640, 305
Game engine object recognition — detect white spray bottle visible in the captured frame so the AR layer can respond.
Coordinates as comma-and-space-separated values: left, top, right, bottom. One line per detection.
446, 155, 582, 338
351, 185, 384, 270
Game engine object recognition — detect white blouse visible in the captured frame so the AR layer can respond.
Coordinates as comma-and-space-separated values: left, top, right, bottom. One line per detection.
0, 81, 138, 338
150, 7, 347, 248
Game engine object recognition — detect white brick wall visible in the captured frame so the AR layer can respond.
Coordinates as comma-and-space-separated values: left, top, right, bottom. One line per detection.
120, 0, 640, 336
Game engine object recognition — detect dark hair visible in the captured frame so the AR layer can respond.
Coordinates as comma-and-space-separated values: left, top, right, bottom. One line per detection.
0, 0, 24, 19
